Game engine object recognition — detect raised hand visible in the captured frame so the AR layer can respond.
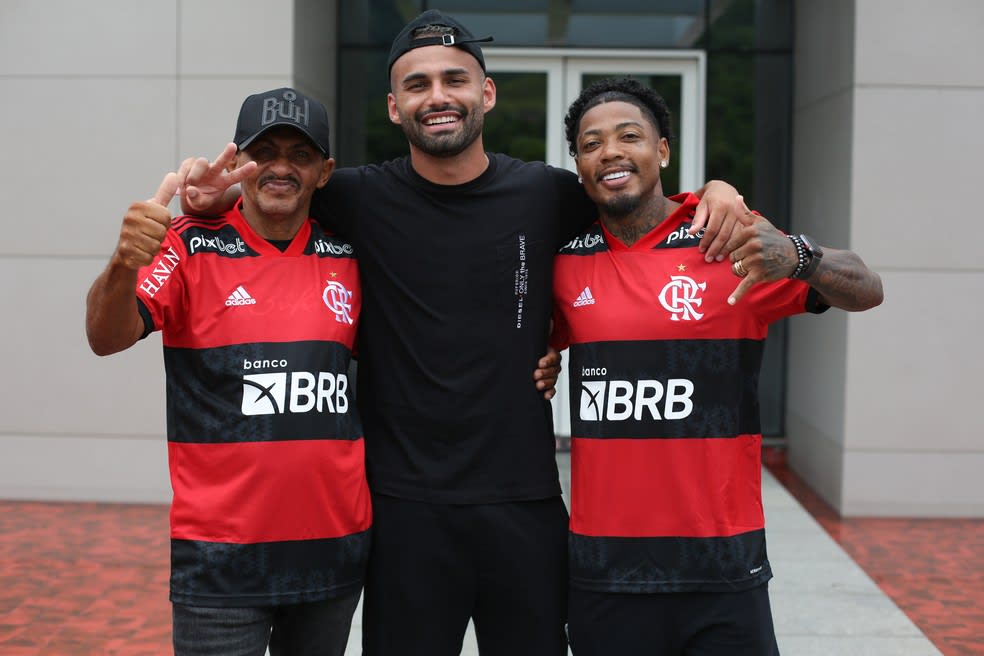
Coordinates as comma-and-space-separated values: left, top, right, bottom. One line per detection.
113, 172, 180, 270
722, 195, 884, 311
87, 172, 182, 356
723, 196, 797, 305
177, 142, 256, 214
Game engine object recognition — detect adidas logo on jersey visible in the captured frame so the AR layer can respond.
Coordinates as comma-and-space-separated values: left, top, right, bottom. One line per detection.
573, 286, 596, 307
225, 285, 257, 306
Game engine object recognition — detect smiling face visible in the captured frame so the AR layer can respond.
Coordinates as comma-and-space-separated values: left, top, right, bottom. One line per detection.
574, 100, 670, 218
233, 125, 334, 237
387, 45, 496, 159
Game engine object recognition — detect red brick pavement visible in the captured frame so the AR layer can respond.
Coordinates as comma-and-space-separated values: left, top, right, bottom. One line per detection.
1, 460, 982, 654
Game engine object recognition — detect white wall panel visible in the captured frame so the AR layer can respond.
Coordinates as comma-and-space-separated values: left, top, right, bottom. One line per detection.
0, 78, 178, 257
0, 257, 166, 435
179, 0, 293, 77
851, 87, 984, 268
0, 0, 177, 76
856, 0, 984, 87
843, 270, 983, 452
843, 450, 984, 517
0, 435, 170, 503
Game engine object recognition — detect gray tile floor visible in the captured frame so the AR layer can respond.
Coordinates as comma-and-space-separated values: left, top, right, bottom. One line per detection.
335, 454, 941, 655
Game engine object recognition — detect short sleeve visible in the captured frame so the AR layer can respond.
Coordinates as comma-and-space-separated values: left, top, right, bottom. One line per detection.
133, 230, 186, 333
746, 278, 815, 325
549, 304, 571, 352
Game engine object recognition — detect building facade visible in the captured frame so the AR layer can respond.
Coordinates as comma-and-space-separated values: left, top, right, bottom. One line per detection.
1, 0, 980, 516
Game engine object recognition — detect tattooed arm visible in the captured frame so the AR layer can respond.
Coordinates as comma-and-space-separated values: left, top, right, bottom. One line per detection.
797, 247, 884, 311
723, 198, 883, 310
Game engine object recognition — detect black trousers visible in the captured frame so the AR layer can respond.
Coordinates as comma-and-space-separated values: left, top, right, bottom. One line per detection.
568, 583, 780, 656
362, 494, 569, 656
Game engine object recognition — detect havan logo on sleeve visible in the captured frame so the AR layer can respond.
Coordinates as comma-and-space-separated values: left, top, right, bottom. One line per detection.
138, 247, 180, 298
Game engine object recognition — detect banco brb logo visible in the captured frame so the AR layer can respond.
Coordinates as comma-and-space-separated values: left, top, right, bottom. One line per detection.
579, 378, 695, 421
242, 371, 349, 416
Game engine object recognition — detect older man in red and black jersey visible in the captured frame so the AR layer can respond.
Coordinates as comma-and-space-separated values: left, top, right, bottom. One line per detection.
86, 88, 369, 656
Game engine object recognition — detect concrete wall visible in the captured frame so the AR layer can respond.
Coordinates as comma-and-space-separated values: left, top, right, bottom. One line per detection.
788, 0, 984, 516
0, 0, 335, 502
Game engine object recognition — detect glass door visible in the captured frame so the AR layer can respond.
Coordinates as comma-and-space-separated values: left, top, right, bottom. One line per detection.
482, 49, 706, 439
484, 49, 704, 180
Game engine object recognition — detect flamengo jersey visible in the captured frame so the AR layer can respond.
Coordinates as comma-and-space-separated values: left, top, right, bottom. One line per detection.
551, 193, 825, 594
135, 204, 371, 607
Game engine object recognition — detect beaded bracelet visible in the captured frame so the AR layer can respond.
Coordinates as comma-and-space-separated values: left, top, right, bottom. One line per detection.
788, 234, 808, 279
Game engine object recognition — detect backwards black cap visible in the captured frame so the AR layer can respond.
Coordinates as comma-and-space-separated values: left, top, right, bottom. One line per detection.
387, 9, 494, 74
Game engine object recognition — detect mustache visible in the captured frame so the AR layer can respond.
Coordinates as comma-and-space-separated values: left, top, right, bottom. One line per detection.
258, 174, 301, 189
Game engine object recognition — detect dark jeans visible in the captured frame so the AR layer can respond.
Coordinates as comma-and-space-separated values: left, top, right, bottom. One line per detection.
172, 591, 361, 656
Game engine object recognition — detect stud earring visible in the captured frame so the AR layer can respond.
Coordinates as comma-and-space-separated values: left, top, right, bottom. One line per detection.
660, 160, 668, 169
577, 176, 583, 183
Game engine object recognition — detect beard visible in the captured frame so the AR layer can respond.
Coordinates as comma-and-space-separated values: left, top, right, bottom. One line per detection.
400, 103, 485, 158
601, 192, 643, 218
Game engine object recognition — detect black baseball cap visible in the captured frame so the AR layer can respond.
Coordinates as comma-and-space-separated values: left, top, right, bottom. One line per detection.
387, 9, 494, 74
233, 87, 331, 157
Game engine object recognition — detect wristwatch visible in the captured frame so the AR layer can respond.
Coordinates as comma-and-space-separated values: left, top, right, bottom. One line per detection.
789, 234, 824, 280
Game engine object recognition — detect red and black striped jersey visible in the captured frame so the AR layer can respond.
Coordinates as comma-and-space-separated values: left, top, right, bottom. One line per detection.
551, 192, 825, 594
135, 204, 370, 607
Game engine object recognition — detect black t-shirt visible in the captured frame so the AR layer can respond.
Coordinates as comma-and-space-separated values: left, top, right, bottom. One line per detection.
312, 153, 596, 503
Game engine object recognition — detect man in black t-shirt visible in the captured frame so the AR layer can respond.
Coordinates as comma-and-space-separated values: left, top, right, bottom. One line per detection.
177, 11, 744, 656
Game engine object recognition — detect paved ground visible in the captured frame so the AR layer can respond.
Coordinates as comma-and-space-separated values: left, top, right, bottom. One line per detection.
338, 453, 941, 655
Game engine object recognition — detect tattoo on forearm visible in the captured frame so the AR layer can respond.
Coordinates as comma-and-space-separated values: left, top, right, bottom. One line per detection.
812, 253, 882, 310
